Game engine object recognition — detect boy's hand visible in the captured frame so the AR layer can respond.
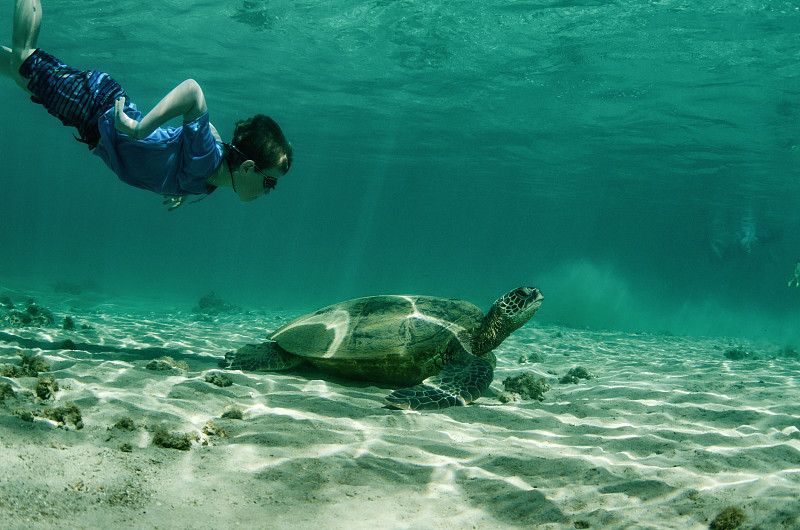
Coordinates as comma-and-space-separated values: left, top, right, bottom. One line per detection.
114, 97, 139, 138
163, 196, 187, 211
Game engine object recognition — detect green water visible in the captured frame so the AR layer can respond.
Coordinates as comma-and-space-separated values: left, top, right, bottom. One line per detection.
1, 0, 799, 341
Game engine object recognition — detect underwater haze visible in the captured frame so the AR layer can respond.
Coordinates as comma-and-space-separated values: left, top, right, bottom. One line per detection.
2, 0, 799, 343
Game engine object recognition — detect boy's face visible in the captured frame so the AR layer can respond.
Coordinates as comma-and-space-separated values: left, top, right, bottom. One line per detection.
235, 164, 283, 202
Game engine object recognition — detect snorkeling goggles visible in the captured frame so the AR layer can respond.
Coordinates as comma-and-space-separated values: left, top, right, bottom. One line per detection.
225, 143, 278, 192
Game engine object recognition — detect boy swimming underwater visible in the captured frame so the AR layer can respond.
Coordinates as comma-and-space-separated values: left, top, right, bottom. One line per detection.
1, 0, 292, 210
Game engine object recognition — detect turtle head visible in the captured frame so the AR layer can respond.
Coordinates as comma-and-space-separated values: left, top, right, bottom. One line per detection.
494, 286, 543, 333
473, 286, 543, 356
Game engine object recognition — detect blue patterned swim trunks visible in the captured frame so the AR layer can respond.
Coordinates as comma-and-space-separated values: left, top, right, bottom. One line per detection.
18, 49, 127, 149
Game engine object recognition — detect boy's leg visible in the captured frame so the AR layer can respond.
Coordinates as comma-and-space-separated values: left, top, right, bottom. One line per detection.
12, 0, 41, 66
3, 0, 41, 90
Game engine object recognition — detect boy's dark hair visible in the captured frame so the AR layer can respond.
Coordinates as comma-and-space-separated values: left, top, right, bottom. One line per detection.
226, 114, 292, 174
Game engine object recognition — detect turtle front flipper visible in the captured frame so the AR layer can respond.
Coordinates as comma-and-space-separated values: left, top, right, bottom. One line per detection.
385, 355, 493, 411
220, 341, 305, 372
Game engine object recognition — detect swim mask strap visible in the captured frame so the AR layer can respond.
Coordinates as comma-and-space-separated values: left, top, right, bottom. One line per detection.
224, 143, 238, 194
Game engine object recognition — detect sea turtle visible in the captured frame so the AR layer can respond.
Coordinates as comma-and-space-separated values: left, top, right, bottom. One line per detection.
221, 286, 543, 410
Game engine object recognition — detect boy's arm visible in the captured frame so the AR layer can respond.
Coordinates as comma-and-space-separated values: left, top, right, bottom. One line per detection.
114, 79, 207, 139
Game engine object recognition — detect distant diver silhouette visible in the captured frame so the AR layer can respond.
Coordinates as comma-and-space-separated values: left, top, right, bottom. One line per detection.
789, 260, 800, 287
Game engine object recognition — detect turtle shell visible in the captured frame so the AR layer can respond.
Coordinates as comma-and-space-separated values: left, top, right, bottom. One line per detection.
269, 295, 484, 361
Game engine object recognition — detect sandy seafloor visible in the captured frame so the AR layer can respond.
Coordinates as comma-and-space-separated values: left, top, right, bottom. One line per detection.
0, 286, 798, 530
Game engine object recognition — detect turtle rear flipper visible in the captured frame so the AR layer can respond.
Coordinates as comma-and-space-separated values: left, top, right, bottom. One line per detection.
221, 341, 304, 371
385, 355, 493, 411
